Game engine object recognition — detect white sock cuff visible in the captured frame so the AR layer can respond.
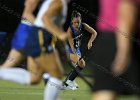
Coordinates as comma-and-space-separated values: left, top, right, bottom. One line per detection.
44, 77, 62, 100
49, 77, 62, 85
48, 77, 62, 89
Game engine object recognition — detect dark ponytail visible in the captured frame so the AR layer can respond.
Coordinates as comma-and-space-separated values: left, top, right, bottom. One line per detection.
71, 10, 81, 21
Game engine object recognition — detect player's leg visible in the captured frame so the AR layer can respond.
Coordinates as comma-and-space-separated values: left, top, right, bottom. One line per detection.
0, 49, 30, 85
35, 50, 63, 100
63, 54, 81, 89
63, 51, 86, 90
0, 56, 43, 85
27, 56, 51, 85
70, 53, 86, 68
0, 46, 43, 85
27, 56, 43, 84
1, 49, 24, 68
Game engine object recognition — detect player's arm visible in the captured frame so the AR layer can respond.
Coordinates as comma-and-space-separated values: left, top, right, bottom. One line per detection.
23, 0, 40, 23
83, 23, 97, 49
67, 27, 76, 54
42, 0, 67, 41
111, 0, 136, 75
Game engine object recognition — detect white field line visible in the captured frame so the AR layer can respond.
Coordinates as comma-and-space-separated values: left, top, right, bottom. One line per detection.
0, 91, 90, 96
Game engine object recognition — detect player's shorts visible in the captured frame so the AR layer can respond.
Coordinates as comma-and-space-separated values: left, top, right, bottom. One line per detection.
11, 22, 33, 50
68, 47, 81, 56
24, 26, 53, 57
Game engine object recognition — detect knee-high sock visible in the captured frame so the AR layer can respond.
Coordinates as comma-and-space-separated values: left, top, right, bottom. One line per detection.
64, 66, 83, 83
44, 77, 62, 100
0, 68, 31, 85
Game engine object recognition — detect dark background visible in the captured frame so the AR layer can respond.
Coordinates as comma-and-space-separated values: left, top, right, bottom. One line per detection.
0, 0, 98, 32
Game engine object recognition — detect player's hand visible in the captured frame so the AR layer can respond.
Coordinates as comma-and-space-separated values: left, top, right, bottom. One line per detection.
57, 32, 68, 41
87, 41, 92, 50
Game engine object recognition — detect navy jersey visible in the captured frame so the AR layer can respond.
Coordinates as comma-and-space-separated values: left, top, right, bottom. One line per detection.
70, 23, 84, 48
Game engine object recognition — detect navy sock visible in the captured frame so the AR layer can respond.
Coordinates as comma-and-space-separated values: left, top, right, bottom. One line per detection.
64, 66, 83, 85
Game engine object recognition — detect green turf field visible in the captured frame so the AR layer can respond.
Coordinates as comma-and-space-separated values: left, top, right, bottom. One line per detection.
0, 78, 91, 100
0, 78, 139, 100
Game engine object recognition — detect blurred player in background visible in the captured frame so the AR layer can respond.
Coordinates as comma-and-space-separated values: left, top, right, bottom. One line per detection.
112, 0, 140, 96
63, 11, 97, 90
92, 0, 140, 100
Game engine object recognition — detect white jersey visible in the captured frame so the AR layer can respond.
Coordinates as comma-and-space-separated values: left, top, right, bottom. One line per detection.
34, 0, 67, 29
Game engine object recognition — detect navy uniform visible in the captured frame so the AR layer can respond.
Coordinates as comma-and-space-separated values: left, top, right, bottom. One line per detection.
68, 23, 84, 56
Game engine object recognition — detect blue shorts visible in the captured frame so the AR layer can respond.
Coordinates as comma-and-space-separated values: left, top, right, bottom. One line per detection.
68, 47, 81, 56
11, 23, 32, 50
24, 26, 53, 57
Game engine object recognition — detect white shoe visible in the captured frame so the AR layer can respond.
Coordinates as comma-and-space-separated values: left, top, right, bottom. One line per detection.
61, 84, 77, 90
65, 80, 79, 90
